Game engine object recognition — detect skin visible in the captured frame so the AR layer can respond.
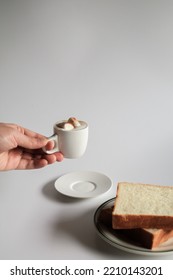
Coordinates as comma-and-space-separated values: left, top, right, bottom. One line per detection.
0, 123, 64, 171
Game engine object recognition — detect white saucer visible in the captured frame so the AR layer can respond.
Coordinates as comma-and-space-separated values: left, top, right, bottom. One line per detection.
54, 171, 112, 198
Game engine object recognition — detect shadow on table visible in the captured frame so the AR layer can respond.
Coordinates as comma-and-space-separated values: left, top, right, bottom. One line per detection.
52, 209, 165, 260
42, 179, 163, 260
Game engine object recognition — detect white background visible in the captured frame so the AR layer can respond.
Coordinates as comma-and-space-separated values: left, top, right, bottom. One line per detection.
0, 0, 173, 260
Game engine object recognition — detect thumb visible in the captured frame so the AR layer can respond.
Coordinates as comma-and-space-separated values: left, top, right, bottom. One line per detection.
14, 132, 48, 150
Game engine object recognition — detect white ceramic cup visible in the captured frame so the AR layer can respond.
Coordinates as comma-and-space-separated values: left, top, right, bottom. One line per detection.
43, 120, 89, 158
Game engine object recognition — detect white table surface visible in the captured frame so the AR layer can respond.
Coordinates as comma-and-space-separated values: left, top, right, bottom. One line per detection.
1, 0, 173, 260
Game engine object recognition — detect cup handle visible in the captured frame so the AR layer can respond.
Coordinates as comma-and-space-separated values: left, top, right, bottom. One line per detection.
42, 134, 59, 154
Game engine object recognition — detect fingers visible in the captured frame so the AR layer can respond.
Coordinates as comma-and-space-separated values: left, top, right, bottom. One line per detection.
14, 130, 48, 150
44, 140, 55, 151
4, 123, 48, 150
0, 123, 64, 170
23, 127, 47, 140
52, 152, 64, 162
6, 123, 45, 139
16, 150, 64, 170
14, 143, 64, 170
18, 158, 49, 169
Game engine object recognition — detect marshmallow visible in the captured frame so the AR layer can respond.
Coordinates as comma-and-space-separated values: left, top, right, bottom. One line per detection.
68, 117, 81, 128
63, 122, 74, 130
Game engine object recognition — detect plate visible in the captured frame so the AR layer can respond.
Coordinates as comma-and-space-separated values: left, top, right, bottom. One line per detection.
94, 198, 173, 256
54, 171, 112, 198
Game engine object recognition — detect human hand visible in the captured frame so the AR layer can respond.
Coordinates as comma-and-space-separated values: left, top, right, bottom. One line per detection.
0, 123, 64, 171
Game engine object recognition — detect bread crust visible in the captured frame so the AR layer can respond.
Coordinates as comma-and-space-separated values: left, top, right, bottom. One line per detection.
99, 207, 173, 249
112, 214, 173, 229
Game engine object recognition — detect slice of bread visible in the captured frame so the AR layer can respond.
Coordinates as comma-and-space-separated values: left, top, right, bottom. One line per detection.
112, 182, 173, 229
99, 207, 173, 249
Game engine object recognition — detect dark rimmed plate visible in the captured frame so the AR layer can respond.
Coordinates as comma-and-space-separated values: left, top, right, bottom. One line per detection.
94, 198, 173, 256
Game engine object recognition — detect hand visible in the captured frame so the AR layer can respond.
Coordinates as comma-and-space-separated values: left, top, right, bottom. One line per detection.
0, 123, 64, 171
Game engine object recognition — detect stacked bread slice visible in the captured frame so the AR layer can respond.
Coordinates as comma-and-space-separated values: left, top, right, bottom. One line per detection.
99, 182, 173, 249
